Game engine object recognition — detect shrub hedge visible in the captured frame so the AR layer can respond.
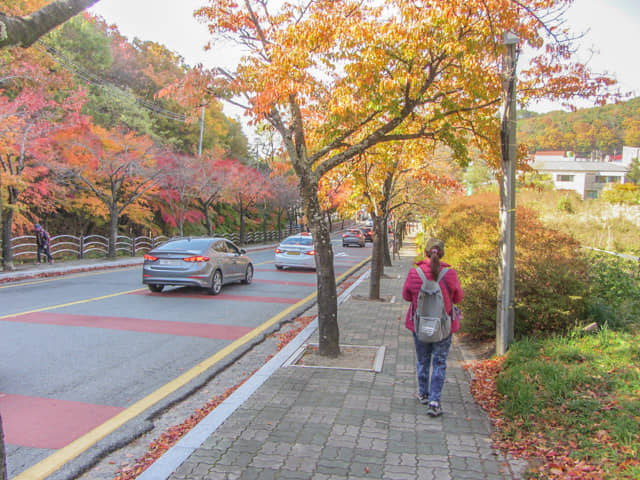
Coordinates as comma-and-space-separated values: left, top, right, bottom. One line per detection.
433, 192, 590, 339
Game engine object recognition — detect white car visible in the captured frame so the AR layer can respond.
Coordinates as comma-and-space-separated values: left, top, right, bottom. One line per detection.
274, 233, 316, 270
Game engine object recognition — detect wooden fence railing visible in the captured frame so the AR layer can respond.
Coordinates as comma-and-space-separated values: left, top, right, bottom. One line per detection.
4, 226, 309, 263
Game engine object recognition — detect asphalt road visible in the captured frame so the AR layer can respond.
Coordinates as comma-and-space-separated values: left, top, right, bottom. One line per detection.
0, 236, 372, 480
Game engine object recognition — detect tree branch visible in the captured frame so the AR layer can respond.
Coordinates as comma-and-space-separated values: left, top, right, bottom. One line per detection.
0, 0, 100, 49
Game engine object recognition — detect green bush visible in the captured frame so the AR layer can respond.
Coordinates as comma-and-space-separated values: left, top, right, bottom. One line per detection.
600, 183, 640, 205
435, 192, 590, 340
585, 254, 640, 331
557, 193, 575, 213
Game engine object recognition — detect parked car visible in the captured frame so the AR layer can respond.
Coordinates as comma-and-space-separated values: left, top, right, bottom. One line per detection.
142, 237, 253, 295
274, 232, 316, 270
361, 226, 374, 243
342, 228, 366, 247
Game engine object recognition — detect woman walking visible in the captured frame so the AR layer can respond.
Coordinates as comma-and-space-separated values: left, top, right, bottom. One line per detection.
402, 238, 463, 416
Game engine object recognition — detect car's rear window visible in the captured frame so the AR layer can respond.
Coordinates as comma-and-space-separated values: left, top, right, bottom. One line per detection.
348, 230, 361, 234
281, 236, 313, 246
155, 239, 213, 251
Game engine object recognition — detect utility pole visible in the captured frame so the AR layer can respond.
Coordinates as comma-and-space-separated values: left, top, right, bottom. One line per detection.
198, 104, 205, 157
497, 32, 518, 356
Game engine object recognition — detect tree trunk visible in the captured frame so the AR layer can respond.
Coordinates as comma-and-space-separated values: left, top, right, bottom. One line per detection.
238, 198, 245, 245
368, 216, 386, 300
0, 413, 6, 480
382, 220, 392, 267
0, 0, 100, 49
1, 206, 14, 272
303, 183, 340, 357
203, 200, 213, 235
108, 207, 119, 258
262, 206, 267, 241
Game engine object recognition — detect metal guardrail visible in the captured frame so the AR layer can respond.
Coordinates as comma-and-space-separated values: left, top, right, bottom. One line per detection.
583, 246, 639, 262
3, 226, 311, 263
8, 234, 171, 261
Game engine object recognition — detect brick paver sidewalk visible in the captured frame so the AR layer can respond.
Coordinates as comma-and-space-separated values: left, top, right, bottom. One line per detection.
157, 236, 527, 480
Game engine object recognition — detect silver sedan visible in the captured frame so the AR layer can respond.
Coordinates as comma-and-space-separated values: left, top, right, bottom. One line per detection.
142, 237, 253, 295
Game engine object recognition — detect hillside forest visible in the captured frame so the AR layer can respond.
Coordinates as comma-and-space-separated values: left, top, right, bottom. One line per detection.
518, 97, 640, 157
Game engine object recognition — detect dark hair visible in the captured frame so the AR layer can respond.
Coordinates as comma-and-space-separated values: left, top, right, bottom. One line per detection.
429, 249, 440, 280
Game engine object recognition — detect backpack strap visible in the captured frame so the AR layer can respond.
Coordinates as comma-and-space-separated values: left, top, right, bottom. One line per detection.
439, 269, 454, 316
415, 266, 448, 285
414, 266, 428, 286
437, 267, 449, 282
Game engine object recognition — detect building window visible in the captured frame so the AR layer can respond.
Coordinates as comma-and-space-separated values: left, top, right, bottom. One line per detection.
557, 174, 574, 182
595, 176, 621, 183
586, 190, 598, 199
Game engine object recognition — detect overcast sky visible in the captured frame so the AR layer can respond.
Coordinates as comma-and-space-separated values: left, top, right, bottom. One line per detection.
89, 0, 639, 120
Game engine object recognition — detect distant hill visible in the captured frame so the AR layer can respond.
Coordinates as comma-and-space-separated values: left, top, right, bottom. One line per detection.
517, 97, 640, 157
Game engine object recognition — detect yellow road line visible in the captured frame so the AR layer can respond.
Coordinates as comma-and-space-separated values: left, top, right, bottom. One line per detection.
12, 255, 370, 480
0, 267, 140, 290
0, 288, 146, 320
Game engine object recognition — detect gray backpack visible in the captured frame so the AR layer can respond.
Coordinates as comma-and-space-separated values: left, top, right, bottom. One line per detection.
413, 267, 451, 343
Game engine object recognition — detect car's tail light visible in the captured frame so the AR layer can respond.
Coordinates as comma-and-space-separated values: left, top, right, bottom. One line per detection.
275, 248, 283, 254
183, 255, 210, 262
342, 234, 348, 237
144, 254, 158, 261
304, 250, 315, 256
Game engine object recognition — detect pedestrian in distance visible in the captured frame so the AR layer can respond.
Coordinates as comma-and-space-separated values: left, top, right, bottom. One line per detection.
34, 223, 54, 264
402, 238, 463, 417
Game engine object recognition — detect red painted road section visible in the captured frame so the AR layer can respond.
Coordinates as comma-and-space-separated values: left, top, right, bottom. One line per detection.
133, 291, 301, 304
253, 278, 316, 287
0, 393, 123, 449
1, 312, 255, 339
254, 268, 315, 274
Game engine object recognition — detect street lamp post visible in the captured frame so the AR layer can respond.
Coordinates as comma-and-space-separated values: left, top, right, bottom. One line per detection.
497, 32, 518, 356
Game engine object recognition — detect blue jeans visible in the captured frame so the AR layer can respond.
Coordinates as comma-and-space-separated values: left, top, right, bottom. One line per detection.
37, 244, 52, 263
413, 333, 452, 403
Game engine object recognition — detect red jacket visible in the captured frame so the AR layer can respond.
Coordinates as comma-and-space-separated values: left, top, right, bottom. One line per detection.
402, 259, 463, 332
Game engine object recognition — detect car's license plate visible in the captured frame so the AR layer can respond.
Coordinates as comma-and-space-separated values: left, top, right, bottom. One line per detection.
287, 251, 300, 255
159, 259, 181, 265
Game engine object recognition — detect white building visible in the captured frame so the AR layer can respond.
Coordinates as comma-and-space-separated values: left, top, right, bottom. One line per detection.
622, 146, 640, 166
532, 149, 635, 199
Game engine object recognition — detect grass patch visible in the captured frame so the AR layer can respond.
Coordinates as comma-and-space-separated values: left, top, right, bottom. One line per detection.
470, 330, 640, 479
519, 189, 640, 256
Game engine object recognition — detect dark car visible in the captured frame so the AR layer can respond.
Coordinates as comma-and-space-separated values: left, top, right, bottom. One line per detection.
342, 228, 366, 247
142, 237, 253, 295
361, 226, 374, 243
